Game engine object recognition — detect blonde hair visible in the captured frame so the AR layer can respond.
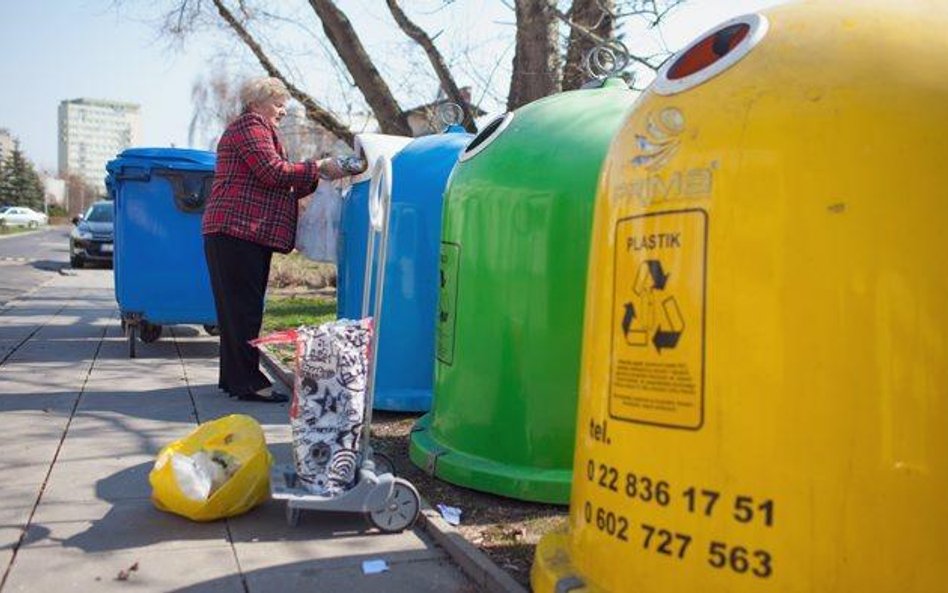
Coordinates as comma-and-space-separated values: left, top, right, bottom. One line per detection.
240, 76, 290, 110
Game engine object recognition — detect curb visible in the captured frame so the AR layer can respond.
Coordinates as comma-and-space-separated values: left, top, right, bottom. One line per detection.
417, 505, 529, 593
258, 348, 528, 593
0, 226, 55, 241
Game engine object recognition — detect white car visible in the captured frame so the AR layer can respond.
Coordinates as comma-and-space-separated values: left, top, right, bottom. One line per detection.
0, 206, 48, 228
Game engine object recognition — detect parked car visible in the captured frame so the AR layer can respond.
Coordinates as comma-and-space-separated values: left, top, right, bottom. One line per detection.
0, 206, 48, 228
69, 201, 114, 268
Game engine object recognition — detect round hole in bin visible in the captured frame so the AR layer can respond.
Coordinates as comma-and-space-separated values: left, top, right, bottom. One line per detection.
653, 14, 769, 96
459, 112, 514, 162
668, 23, 750, 80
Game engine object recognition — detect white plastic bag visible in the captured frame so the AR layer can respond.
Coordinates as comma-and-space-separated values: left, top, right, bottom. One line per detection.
295, 180, 341, 263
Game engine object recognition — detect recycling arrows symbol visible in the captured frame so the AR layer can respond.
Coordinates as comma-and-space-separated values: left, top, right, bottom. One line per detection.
621, 259, 685, 353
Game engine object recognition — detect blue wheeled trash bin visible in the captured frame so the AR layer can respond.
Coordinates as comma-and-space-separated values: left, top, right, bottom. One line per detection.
106, 148, 218, 358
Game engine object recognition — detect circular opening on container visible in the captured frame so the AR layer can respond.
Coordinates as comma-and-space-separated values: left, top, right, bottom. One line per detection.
653, 14, 768, 96
459, 112, 514, 162
668, 23, 749, 79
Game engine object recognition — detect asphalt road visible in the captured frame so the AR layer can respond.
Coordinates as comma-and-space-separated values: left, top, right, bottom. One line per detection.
0, 226, 107, 307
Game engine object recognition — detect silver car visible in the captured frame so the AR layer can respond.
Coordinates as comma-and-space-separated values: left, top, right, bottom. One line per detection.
0, 206, 48, 228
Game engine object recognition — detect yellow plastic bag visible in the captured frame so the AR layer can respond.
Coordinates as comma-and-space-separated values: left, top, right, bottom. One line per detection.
149, 414, 272, 522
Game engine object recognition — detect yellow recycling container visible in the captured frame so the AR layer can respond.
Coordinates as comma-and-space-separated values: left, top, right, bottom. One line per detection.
533, 1, 948, 592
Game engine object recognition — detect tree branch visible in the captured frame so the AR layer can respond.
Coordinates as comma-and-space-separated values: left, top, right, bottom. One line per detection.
308, 0, 412, 136
385, 0, 477, 132
210, 0, 354, 145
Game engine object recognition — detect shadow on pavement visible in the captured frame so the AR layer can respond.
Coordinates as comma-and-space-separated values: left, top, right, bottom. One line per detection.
49, 439, 404, 555
29, 259, 69, 272
167, 552, 481, 593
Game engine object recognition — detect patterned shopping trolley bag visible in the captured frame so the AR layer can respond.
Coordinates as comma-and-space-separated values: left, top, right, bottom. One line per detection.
252, 318, 373, 496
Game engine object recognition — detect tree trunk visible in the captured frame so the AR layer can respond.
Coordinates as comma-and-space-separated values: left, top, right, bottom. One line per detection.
562, 0, 616, 90
308, 0, 412, 137
507, 0, 562, 110
385, 0, 478, 132
211, 0, 354, 145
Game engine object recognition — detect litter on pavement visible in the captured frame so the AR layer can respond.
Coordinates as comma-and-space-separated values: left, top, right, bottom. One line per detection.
437, 503, 462, 526
361, 559, 389, 575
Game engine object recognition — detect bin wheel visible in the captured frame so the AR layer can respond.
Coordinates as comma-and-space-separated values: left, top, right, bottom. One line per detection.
286, 504, 302, 527
203, 324, 220, 336
126, 324, 137, 359
140, 322, 162, 343
372, 452, 396, 476
368, 478, 420, 533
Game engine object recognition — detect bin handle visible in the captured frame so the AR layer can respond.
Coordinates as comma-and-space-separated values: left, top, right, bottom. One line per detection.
114, 166, 151, 182
154, 170, 212, 213
367, 156, 391, 232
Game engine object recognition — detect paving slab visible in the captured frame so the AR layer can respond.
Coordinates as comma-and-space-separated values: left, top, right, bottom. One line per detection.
4, 547, 244, 593
24, 497, 230, 553
0, 269, 499, 592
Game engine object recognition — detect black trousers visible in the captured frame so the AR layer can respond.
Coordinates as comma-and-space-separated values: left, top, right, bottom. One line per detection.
204, 233, 273, 396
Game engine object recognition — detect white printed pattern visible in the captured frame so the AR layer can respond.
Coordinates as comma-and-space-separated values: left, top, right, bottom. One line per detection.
290, 319, 372, 495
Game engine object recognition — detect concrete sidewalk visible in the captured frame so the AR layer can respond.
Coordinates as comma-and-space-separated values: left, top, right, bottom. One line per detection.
0, 269, 491, 592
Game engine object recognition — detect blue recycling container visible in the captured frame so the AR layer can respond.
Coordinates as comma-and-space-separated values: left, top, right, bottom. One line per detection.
375, 126, 474, 411
336, 134, 411, 319
107, 148, 217, 328
337, 176, 372, 321
340, 126, 473, 411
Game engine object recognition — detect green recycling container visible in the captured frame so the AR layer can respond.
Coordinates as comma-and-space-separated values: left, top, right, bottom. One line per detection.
409, 80, 635, 503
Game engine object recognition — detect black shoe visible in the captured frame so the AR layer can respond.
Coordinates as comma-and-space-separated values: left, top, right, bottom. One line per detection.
236, 386, 290, 403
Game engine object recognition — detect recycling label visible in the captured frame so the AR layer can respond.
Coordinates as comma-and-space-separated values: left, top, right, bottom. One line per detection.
610, 209, 707, 429
436, 242, 461, 365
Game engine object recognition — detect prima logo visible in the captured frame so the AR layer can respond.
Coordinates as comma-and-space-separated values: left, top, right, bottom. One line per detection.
631, 107, 685, 171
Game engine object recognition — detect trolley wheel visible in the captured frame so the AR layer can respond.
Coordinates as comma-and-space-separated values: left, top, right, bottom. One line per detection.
368, 478, 420, 533
286, 504, 302, 527
126, 323, 137, 359
203, 324, 220, 336
372, 452, 396, 476
139, 321, 163, 343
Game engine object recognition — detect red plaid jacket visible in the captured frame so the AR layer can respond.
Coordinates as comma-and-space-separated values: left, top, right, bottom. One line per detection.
202, 111, 320, 253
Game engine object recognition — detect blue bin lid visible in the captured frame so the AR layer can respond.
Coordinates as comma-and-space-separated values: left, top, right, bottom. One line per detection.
106, 147, 216, 177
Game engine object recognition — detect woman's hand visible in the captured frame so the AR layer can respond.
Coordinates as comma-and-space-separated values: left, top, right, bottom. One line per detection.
316, 157, 347, 180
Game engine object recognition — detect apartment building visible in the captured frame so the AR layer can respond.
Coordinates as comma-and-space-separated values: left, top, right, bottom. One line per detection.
58, 99, 141, 192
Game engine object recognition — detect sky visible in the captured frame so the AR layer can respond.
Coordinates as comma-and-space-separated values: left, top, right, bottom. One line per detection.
0, 0, 786, 173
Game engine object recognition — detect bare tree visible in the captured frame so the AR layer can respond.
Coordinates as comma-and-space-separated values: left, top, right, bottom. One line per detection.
308, 0, 412, 136
139, 0, 687, 147
188, 69, 242, 149
384, 0, 477, 132
209, 0, 355, 144
507, 0, 561, 110
562, 0, 616, 91
64, 174, 99, 217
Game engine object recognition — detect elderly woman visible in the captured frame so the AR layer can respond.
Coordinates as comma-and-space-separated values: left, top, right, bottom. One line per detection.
203, 76, 353, 403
